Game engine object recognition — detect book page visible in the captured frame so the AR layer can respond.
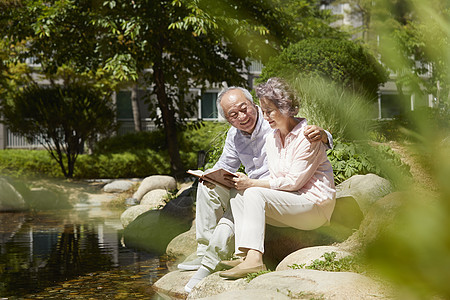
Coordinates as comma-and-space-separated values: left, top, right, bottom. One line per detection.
203, 169, 237, 189
186, 169, 204, 178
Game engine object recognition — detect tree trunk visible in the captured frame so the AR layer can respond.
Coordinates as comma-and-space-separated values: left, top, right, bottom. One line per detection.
153, 64, 185, 178
131, 83, 142, 132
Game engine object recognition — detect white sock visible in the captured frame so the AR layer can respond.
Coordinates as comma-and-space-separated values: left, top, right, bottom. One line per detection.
184, 266, 212, 293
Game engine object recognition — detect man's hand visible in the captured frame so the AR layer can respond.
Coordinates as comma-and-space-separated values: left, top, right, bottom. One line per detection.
304, 125, 328, 144
200, 179, 216, 189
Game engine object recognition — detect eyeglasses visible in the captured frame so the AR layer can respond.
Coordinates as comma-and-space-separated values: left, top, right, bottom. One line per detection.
227, 103, 248, 120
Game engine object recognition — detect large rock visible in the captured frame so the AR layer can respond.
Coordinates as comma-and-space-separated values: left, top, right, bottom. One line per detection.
132, 175, 177, 201
187, 272, 249, 299
166, 223, 197, 263
120, 205, 154, 228
153, 270, 196, 299
264, 174, 391, 267
0, 178, 27, 211
264, 224, 338, 269
0, 212, 25, 244
27, 188, 72, 210
340, 191, 406, 252
195, 289, 290, 300
246, 269, 393, 299
276, 245, 352, 271
123, 185, 196, 254
336, 173, 392, 215
181, 269, 393, 299
140, 189, 168, 208
103, 180, 135, 193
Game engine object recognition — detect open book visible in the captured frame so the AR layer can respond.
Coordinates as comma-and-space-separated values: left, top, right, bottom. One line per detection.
187, 168, 237, 189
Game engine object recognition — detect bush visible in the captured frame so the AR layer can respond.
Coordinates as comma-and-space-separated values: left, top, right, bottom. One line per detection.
1, 83, 117, 178
290, 76, 376, 142
258, 37, 388, 97
370, 104, 450, 143
75, 150, 171, 178
327, 140, 411, 186
0, 122, 232, 179
94, 130, 167, 154
0, 149, 63, 178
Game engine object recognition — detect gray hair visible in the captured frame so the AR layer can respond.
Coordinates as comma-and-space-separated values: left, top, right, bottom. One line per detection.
255, 77, 299, 117
216, 87, 254, 118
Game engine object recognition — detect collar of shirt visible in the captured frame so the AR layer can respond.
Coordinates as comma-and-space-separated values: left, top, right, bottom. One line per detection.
274, 117, 307, 146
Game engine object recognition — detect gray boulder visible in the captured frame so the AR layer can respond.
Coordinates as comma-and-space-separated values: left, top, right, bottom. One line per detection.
263, 173, 392, 267
0, 178, 26, 211
27, 187, 72, 210
336, 173, 392, 215
276, 245, 352, 271
140, 189, 168, 208
340, 191, 406, 252
246, 269, 393, 299
120, 205, 153, 228
187, 272, 249, 299
123, 186, 196, 255
195, 289, 290, 300
132, 175, 176, 201
166, 223, 197, 266
153, 270, 197, 299
103, 180, 135, 193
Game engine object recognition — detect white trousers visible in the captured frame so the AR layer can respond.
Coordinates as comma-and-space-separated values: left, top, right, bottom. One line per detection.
195, 182, 238, 270
230, 187, 331, 256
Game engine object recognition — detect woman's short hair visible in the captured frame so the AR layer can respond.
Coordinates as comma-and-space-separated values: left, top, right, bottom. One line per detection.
216, 87, 254, 118
255, 77, 299, 117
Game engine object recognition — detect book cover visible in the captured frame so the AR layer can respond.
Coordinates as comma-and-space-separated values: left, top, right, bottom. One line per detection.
187, 168, 237, 189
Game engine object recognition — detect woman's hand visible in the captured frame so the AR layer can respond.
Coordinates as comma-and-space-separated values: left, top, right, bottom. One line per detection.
233, 172, 253, 190
232, 173, 271, 190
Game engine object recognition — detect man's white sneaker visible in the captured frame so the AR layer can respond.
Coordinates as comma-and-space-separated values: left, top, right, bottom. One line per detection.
177, 256, 203, 271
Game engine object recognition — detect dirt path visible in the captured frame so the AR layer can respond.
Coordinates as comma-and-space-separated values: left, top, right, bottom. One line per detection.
385, 141, 438, 193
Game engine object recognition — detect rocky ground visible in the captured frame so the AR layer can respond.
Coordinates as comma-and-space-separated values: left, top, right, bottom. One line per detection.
13, 141, 436, 299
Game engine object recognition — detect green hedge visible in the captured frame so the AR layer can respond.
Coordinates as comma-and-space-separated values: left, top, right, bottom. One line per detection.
0, 149, 171, 179
0, 149, 63, 178
0, 122, 230, 179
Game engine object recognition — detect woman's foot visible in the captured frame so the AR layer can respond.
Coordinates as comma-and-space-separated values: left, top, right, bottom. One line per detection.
218, 257, 244, 270
218, 263, 266, 279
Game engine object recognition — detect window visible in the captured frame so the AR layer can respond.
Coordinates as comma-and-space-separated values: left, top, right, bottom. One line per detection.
201, 92, 218, 119
380, 93, 411, 119
117, 91, 133, 119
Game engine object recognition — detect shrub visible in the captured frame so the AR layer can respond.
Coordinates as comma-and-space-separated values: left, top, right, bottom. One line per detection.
0, 149, 63, 178
288, 252, 363, 273
258, 37, 388, 97
0, 122, 232, 179
290, 76, 376, 142
328, 140, 411, 186
75, 150, 171, 178
1, 83, 117, 178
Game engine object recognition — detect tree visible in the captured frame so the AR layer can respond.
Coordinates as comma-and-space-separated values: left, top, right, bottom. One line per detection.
258, 37, 388, 98
0, 84, 117, 178
1, 0, 340, 177
334, 0, 450, 104
93, 0, 345, 176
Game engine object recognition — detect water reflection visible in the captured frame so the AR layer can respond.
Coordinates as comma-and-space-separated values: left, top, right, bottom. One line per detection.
0, 208, 167, 298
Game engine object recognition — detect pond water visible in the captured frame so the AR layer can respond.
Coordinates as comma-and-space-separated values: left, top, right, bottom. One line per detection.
0, 184, 169, 299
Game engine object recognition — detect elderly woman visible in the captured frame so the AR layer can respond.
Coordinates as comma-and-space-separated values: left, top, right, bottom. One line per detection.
219, 77, 336, 279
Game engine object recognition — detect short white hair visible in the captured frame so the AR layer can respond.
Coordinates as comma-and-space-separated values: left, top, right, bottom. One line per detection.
216, 87, 254, 118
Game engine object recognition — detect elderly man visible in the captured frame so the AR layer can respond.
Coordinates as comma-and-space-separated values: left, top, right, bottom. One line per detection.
179, 86, 333, 292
